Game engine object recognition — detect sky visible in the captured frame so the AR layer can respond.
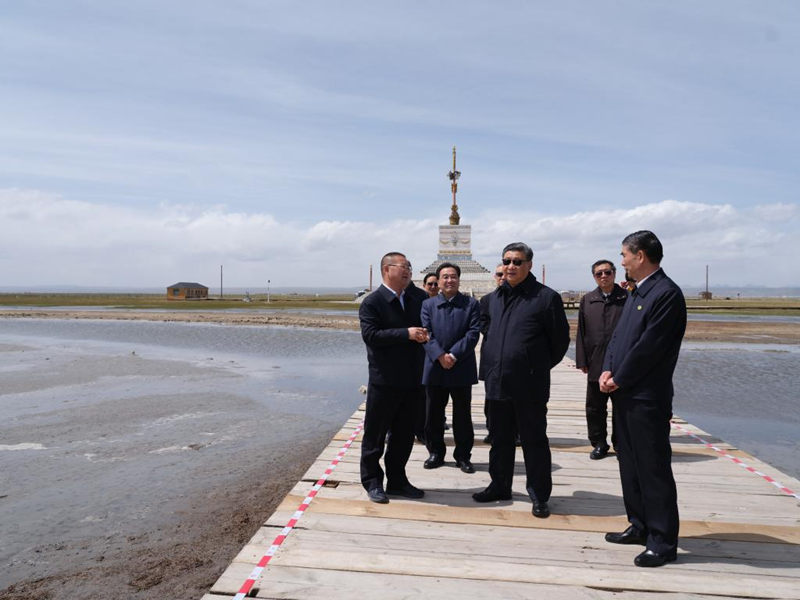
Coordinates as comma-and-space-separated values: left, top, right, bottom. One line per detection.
1, 1, 799, 292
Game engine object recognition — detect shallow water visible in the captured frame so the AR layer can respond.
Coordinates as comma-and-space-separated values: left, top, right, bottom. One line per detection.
566, 341, 799, 481
673, 342, 799, 480
0, 319, 368, 587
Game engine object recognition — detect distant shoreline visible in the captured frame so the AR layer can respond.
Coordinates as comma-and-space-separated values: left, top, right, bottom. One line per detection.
2, 308, 798, 344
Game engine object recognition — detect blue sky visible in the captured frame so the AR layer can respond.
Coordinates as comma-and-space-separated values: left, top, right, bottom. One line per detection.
1, 1, 798, 290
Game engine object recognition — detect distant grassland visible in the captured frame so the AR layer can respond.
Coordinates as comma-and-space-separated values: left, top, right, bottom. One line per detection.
0, 293, 357, 311
1, 293, 799, 315
684, 297, 800, 315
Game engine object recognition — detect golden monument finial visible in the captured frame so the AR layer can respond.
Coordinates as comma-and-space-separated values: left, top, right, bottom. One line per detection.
448, 145, 461, 225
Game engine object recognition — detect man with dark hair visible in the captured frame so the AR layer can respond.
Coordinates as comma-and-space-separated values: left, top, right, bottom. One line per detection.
421, 262, 481, 473
576, 259, 628, 459
359, 252, 428, 503
475, 242, 570, 519
422, 272, 439, 298
600, 230, 686, 567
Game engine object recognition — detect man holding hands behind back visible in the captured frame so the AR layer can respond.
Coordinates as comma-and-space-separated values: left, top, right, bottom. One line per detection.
600, 230, 686, 567
359, 252, 429, 504
421, 262, 481, 473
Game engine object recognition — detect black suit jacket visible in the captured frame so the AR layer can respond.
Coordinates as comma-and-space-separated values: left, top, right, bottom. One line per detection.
481, 274, 570, 402
359, 284, 425, 388
575, 283, 628, 381
602, 268, 686, 400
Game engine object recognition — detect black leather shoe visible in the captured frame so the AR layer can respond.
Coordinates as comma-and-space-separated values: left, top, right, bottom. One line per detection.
532, 500, 550, 518
423, 454, 444, 469
367, 487, 389, 504
634, 549, 676, 567
590, 444, 610, 460
455, 459, 475, 474
472, 487, 512, 502
605, 525, 647, 545
386, 484, 425, 499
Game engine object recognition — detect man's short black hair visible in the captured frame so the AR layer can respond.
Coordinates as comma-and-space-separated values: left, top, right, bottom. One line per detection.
380, 251, 407, 269
622, 231, 663, 264
436, 262, 461, 277
591, 259, 616, 273
501, 242, 533, 261
423, 272, 438, 285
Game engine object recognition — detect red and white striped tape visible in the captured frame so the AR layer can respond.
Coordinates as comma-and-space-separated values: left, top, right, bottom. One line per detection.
671, 421, 800, 500
232, 420, 364, 600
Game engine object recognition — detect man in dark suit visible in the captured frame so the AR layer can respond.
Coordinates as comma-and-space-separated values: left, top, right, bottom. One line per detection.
421, 262, 481, 473
600, 230, 686, 567
575, 259, 628, 459
359, 252, 428, 503
475, 242, 570, 519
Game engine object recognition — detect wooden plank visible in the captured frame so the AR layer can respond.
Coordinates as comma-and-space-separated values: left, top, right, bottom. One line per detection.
269, 494, 800, 544
206, 360, 800, 600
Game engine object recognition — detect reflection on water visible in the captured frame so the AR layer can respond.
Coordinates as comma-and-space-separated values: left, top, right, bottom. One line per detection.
0, 319, 368, 420
673, 342, 799, 480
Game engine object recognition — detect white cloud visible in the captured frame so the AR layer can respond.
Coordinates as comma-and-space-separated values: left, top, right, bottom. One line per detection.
1, 189, 797, 290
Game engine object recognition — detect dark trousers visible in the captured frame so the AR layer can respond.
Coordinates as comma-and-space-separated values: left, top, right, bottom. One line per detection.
424, 385, 474, 462
486, 396, 551, 502
414, 386, 426, 441
360, 383, 417, 492
613, 394, 679, 555
585, 380, 616, 448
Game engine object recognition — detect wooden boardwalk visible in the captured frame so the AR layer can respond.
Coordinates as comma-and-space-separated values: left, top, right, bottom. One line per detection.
204, 359, 800, 599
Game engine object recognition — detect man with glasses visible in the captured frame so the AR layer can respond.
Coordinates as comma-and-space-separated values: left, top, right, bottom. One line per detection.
576, 260, 628, 460
421, 262, 481, 473
600, 231, 686, 567
359, 252, 429, 503
422, 273, 439, 298
475, 243, 569, 519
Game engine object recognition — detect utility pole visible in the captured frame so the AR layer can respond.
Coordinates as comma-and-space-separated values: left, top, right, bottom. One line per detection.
220, 265, 223, 299
267, 279, 271, 303
542, 264, 546, 285
369, 264, 373, 291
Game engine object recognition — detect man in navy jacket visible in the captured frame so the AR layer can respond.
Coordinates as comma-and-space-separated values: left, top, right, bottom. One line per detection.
600, 230, 686, 567
475, 242, 570, 518
421, 262, 481, 473
359, 252, 429, 504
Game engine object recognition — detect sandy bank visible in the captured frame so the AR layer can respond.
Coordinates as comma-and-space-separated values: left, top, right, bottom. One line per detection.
1, 309, 798, 344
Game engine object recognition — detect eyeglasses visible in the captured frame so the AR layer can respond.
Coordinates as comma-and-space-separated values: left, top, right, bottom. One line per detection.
594, 269, 614, 278
425, 281, 438, 288
388, 263, 412, 271
502, 258, 525, 266
494, 272, 503, 278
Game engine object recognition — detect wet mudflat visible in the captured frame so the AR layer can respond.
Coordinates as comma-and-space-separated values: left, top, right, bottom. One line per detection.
0, 320, 365, 600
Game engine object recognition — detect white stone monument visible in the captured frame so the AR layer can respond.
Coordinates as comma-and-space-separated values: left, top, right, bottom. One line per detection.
420, 147, 494, 296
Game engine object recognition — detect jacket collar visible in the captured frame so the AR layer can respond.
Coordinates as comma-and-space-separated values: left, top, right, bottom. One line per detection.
434, 291, 464, 307
500, 272, 538, 297
587, 283, 627, 302
634, 268, 664, 297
